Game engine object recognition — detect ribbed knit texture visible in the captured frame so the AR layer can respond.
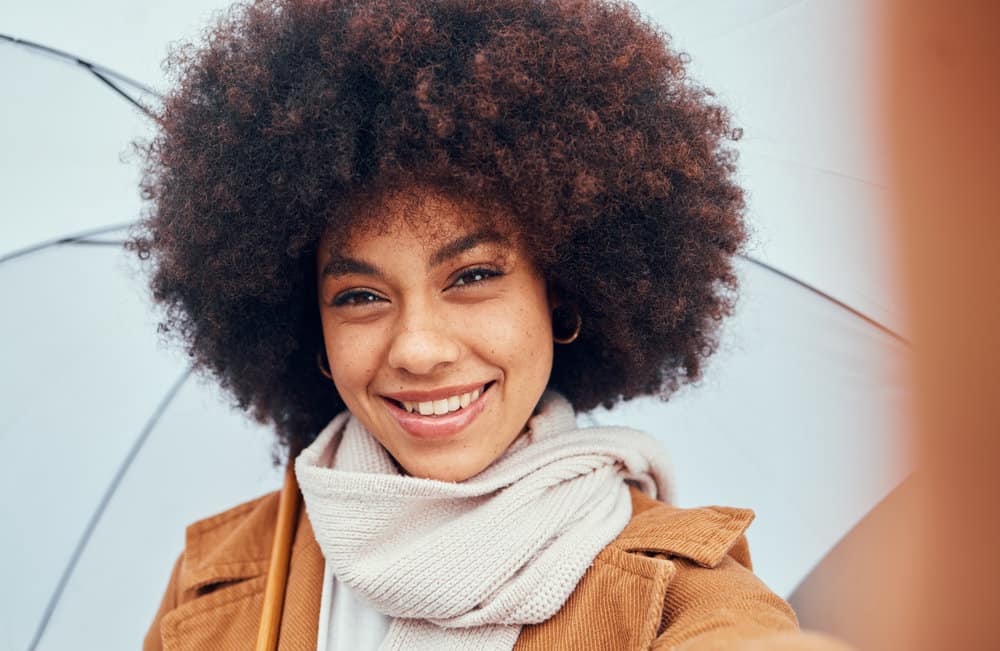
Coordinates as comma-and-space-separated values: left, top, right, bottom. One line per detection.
295, 390, 671, 651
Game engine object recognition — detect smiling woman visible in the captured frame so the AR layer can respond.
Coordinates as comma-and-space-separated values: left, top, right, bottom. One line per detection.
316, 190, 553, 482
132, 0, 850, 649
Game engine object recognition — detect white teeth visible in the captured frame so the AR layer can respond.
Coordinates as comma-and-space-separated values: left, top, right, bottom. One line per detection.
397, 385, 487, 417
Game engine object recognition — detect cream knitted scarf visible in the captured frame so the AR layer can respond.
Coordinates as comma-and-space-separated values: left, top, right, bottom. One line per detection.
295, 390, 671, 651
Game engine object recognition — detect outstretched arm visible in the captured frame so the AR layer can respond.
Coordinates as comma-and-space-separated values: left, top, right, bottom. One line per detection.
652, 549, 852, 651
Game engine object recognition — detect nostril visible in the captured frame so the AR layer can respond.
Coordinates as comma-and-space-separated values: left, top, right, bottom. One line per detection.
386, 329, 462, 374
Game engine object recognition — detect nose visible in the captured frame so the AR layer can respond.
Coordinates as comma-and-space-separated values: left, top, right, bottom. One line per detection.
386, 312, 461, 376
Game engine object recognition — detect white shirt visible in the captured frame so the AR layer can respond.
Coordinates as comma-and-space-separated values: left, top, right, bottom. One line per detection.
316, 560, 392, 650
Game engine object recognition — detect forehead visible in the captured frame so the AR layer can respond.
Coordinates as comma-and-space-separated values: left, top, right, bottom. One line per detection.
321, 187, 517, 258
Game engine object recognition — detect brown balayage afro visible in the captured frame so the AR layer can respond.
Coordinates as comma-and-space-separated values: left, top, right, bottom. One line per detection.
129, 0, 748, 455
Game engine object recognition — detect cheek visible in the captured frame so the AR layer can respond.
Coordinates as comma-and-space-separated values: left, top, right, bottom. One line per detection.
322, 321, 386, 390
467, 290, 553, 374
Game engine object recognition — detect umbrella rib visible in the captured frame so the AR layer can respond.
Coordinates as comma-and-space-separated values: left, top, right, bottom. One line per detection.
752, 151, 887, 189
60, 239, 127, 247
1, 33, 160, 119
25, 367, 193, 651
738, 253, 911, 346
0, 33, 162, 97
0, 222, 135, 265
87, 67, 157, 119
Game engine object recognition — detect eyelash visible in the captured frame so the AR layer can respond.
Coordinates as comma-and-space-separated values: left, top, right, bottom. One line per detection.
331, 289, 384, 307
330, 266, 504, 307
451, 266, 503, 287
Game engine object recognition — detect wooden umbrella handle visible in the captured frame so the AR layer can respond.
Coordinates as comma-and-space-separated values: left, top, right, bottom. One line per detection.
255, 456, 302, 651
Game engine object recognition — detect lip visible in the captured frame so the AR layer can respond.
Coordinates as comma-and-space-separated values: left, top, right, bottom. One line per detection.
382, 381, 490, 403
382, 382, 493, 440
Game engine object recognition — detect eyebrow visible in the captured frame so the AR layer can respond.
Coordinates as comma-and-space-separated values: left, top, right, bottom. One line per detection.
321, 228, 510, 279
429, 228, 509, 267
321, 257, 383, 278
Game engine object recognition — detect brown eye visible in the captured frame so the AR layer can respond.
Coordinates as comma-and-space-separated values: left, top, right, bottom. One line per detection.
331, 289, 386, 307
450, 267, 503, 288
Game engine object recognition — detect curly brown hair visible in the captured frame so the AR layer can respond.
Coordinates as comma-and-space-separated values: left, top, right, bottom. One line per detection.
129, 0, 748, 455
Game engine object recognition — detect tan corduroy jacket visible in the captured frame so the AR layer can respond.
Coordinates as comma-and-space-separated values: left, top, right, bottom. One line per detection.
144, 487, 850, 650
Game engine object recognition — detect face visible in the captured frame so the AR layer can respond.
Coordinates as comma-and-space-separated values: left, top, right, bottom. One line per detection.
316, 190, 554, 481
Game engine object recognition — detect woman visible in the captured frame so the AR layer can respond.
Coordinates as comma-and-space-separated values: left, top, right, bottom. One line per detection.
135, 0, 849, 649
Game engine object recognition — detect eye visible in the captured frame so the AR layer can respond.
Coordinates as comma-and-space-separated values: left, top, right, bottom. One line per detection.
330, 289, 386, 307
450, 266, 503, 289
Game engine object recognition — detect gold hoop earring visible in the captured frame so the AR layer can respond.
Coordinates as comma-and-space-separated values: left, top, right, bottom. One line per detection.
316, 350, 333, 381
552, 306, 582, 345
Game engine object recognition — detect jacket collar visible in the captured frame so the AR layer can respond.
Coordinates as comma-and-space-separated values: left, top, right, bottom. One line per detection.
617, 486, 756, 568
170, 486, 754, 651
179, 492, 280, 595
167, 492, 323, 651
177, 486, 754, 594
513, 488, 754, 650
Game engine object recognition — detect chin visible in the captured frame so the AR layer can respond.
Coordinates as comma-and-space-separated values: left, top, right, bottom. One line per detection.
402, 456, 491, 483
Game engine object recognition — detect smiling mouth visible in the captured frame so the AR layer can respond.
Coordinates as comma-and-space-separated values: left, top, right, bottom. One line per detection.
385, 381, 495, 417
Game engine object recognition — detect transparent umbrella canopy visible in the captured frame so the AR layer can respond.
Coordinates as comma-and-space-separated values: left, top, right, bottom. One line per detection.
0, 1, 912, 649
